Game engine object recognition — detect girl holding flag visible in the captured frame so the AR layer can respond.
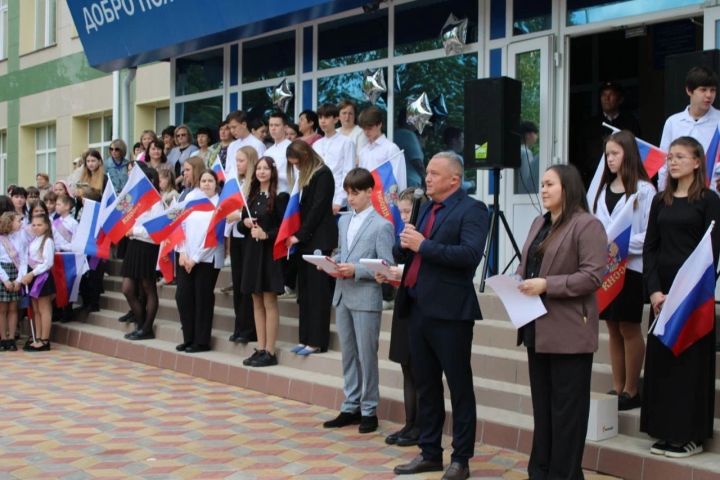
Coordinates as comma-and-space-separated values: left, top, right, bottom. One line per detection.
591, 130, 655, 411
642, 136, 720, 458
284, 140, 337, 355
239, 156, 288, 366
175, 169, 223, 353
21, 214, 55, 351
121, 164, 163, 341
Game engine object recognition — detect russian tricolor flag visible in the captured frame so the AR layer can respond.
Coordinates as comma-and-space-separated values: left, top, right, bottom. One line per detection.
95, 178, 117, 259
371, 161, 405, 236
204, 177, 246, 248
637, 138, 666, 179
70, 198, 101, 258
273, 178, 301, 260
100, 167, 162, 244
51, 253, 89, 308
596, 196, 635, 313
211, 155, 226, 183
143, 196, 214, 244
705, 127, 720, 188
156, 226, 184, 283
653, 222, 717, 356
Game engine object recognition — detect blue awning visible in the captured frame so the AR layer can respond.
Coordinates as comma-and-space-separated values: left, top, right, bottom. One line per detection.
67, 0, 368, 72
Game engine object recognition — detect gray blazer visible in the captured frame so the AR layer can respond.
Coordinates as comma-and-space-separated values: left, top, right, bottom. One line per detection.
516, 211, 607, 354
332, 209, 395, 312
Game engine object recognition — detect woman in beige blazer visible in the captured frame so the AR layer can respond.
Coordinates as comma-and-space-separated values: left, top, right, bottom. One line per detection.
516, 164, 607, 480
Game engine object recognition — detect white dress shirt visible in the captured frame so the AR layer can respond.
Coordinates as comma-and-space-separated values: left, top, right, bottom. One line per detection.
131, 201, 164, 244
265, 138, 292, 193
0, 231, 28, 283
347, 206, 373, 248
657, 105, 720, 190
358, 134, 407, 191
340, 125, 369, 162
177, 194, 224, 268
313, 132, 355, 207
28, 236, 54, 276
227, 134, 267, 171
52, 215, 79, 252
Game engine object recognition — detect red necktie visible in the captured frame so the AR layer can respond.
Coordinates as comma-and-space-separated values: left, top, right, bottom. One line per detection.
404, 203, 441, 288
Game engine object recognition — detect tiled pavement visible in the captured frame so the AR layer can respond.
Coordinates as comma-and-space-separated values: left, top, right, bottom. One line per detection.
0, 344, 619, 479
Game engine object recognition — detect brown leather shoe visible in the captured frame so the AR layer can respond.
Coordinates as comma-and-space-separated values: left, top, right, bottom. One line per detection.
393, 454, 443, 475
442, 462, 470, 480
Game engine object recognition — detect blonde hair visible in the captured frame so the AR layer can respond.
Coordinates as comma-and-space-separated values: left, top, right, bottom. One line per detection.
286, 139, 324, 189
79, 149, 106, 191
237, 146, 257, 197
0, 212, 20, 235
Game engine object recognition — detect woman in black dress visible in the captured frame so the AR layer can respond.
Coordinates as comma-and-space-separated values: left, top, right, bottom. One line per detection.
642, 136, 720, 458
283, 140, 337, 355
239, 156, 288, 367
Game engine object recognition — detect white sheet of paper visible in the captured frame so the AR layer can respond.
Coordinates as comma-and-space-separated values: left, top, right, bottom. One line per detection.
359, 258, 393, 277
302, 255, 338, 275
485, 275, 547, 329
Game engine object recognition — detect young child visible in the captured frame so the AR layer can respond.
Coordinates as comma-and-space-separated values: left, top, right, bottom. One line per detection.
158, 169, 180, 208
52, 195, 78, 252
43, 192, 57, 218
0, 212, 27, 351
21, 214, 55, 351
322, 167, 395, 434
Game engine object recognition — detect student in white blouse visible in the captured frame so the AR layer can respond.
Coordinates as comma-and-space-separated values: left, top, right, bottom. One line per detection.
226, 110, 267, 168
21, 214, 55, 351
265, 112, 293, 194
0, 212, 27, 351
358, 106, 407, 191
175, 170, 224, 353
313, 104, 356, 214
338, 99, 368, 161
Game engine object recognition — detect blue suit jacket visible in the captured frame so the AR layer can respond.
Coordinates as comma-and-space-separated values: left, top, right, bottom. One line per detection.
395, 188, 488, 322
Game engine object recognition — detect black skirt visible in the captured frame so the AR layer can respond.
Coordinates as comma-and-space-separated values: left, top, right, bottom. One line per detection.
600, 269, 645, 323
121, 239, 160, 281
29, 270, 55, 297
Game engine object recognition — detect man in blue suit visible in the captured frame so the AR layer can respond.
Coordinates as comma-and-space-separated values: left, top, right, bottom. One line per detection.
393, 151, 488, 480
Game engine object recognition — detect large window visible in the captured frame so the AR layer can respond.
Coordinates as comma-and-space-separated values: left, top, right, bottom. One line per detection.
567, 0, 702, 26
514, 0, 551, 35
35, 0, 56, 49
88, 115, 112, 159
175, 48, 224, 97
0, 130, 6, 191
175, 97, 223, 136
242, 85, 296, 124
35, 125, 56, 180
155, 107, 170, 132
318, 9, 388, 69
242, 31, 295, 83
0, 0, 8, 59
394, 0, 478, 55
317, 68, 387, 111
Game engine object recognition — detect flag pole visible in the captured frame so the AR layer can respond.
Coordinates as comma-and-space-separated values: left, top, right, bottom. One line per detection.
602, 122, 620, 134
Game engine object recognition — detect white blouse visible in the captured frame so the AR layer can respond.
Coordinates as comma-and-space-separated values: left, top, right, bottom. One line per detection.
52, 215, 79, 252
130, 201, 164, 244
0, 231, 28, 282
28, 236, 54, 276
177, 193, 224, 268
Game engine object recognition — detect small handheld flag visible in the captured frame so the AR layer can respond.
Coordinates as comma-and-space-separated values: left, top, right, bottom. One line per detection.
273, 178, 301, 260
596, 195, 635, 312
204, 177, 247, 248
370, 160, 405, 236
143, 196, 214, 244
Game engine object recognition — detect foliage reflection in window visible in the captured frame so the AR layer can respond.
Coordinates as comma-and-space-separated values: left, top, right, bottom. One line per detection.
318, 9, 388, 70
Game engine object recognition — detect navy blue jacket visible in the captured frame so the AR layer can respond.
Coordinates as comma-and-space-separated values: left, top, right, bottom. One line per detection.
395, 188, 488, 321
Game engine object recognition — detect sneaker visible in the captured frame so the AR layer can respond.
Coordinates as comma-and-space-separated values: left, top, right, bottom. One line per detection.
223, 256, 232, 267
665, 441, 703, 458
279, 287, 296, 299
0, 340, 8, 351
323, 411, 361, 428
243, 349, 264, 366
5, 340, 16, 352
618, 392, 641, 411
157, 278, 167, 287
650, 440, 670, 455
290, 344, 306, 354
251, 351, 278, 367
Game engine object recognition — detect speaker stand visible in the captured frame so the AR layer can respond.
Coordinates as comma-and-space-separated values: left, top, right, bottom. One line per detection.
480, 168, 523, 292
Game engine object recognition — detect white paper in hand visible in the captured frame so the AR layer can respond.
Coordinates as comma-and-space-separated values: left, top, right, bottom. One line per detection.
485, 274, 547, 329
302, 255, 339, 275
359, 259, 393, 277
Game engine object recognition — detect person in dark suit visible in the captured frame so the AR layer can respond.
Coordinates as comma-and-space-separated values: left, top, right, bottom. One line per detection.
392, 151, 488, 480
284, 140, 338, 355
516, 164, 607, 479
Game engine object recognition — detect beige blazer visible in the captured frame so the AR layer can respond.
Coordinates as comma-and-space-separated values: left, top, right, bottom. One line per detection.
516, 211, 608, 354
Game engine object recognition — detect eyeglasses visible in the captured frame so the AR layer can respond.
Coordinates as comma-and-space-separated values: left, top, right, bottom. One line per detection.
109, 147, 122, 152
666, 154, 696, 163
175, 133, 188, 138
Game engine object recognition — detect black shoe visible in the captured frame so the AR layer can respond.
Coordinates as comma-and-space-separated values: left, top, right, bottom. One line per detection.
442, 462, 470, 480
385, 426, 407, 445
176, 342, 190, 352
664, 441, 703, 458
124, 330, 141, 339
243, 349, 264, 366
118, 311, 134, 323
393, 455, 443, 475
396, 427, 420, 447
618, 392, 641, 411
229, 333, 250, 344
127, 330, 155, 341
323, 411, 361, 428
358, 415, 378, 433
89, 304, 100, 312
607, 389, 618, 395
0, 340, 8, 352
251, 351, 278, 367
4, 340, 16, 352
185, 344, 210, 353
650, 440, 670, 455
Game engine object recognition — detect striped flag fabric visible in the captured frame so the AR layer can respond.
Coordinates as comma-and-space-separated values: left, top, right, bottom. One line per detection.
51, 253, 89, 308
705, 127, 720, 187
95, 178, 117, 259
273, 178, 301, 260
653, 222, 716, 356
596, 195, 635, 312
70, 198, 101, 258
211, 155, 227, 183
204, 177, 246, 248
370, 160, 405, 236
143, 196, 214, 244
156, 226, 185, 283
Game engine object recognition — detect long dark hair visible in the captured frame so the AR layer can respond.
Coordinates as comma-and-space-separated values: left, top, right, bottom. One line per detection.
145, 139, 168, 164
592, 130, 650, 213
661, 136, 708, 206
539, 164, 588, 253
31, 213, 53, 253
248, 156, 279, 214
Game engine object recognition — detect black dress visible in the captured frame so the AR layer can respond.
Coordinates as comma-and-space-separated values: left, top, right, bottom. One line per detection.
641, 191, 720, 443
239, 191, 289, 295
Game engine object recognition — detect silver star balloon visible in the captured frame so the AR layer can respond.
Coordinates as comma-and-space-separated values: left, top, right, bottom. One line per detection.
268, 79, 293, 112
362, 68, 387, 105
406, 92, 433, 135
441, 13, 468, 56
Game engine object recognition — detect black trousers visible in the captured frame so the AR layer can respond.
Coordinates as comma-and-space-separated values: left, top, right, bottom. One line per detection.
527, 348, 593, 480
175, 262, 219, 348
408, 302, 476, 466
296, 251, 332, 350
80, 259, 105, 307
230, 237, 256, 340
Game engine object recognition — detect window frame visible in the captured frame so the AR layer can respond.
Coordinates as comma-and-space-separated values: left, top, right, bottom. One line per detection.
87, 114, 113, 160
0, 0, 8, 60
34, 0, 56, 50
35, 124, 56, 181
0, 130, 7, 192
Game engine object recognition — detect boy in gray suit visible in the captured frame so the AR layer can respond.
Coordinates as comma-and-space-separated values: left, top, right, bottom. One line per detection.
322, 168, 395, 434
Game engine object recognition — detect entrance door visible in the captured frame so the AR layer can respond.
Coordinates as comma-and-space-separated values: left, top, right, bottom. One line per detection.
498, 35, 554, 274
704, 6, 720, 49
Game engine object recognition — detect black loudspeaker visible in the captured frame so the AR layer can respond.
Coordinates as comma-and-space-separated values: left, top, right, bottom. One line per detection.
464, 76, 522, 169
665, 50, 720, 118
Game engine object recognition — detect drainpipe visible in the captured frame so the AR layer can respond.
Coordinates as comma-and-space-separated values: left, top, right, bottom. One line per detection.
122, 67, 137, 143
112, 71, 120, 139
